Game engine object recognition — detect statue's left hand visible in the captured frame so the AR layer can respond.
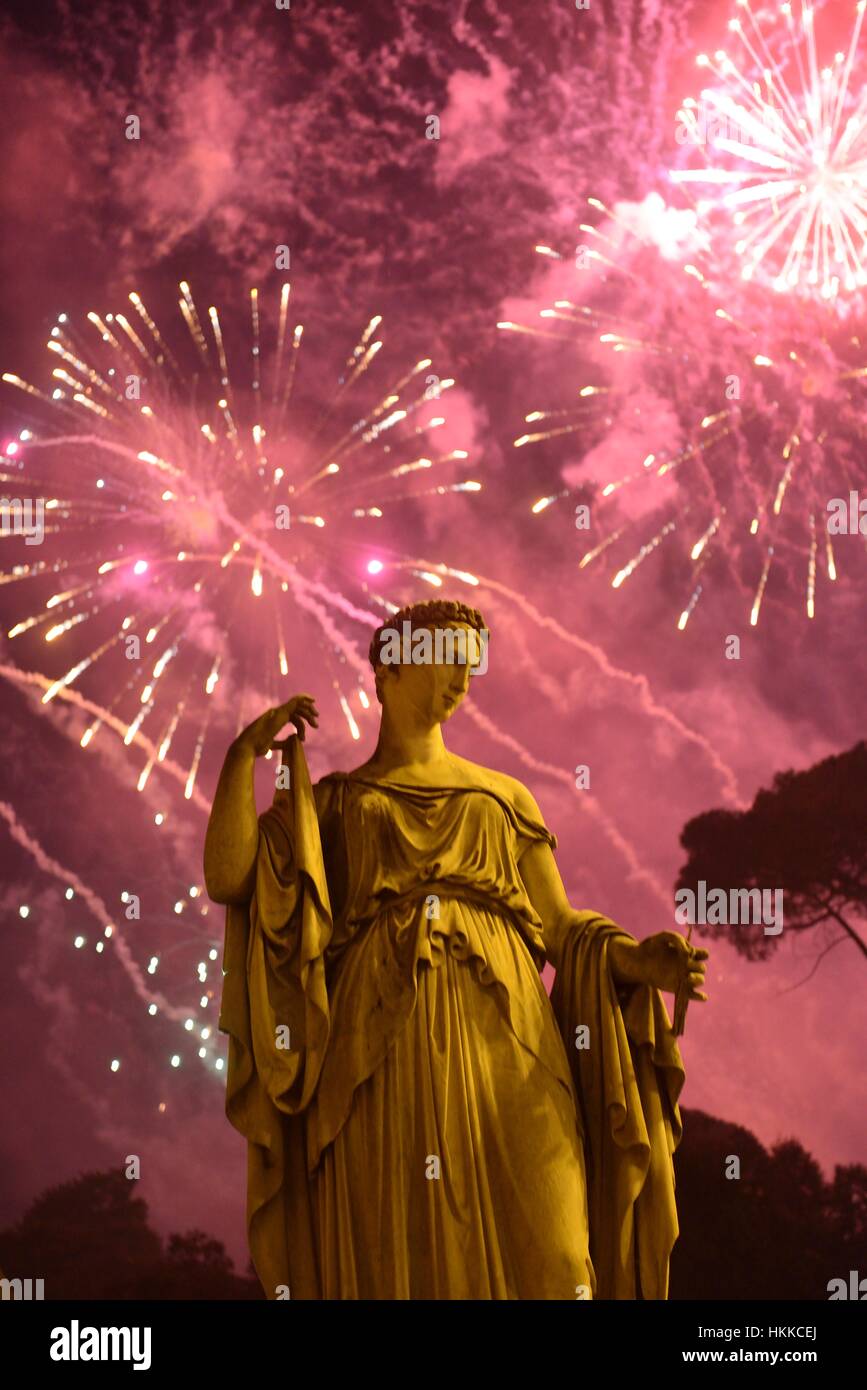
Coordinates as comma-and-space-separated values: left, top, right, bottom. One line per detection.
631, 931, 709, 1001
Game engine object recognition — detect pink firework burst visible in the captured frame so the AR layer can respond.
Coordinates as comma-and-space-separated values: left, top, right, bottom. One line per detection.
1, 282, 481, 802
498, 193, 867, 628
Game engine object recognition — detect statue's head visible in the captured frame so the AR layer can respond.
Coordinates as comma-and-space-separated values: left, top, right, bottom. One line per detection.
368, 599, 488, 726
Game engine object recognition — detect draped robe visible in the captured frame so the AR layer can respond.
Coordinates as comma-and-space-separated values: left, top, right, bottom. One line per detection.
218, 734, 685, 1299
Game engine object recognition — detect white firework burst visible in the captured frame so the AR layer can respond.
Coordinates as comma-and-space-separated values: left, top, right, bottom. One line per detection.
671, 0, 867, 302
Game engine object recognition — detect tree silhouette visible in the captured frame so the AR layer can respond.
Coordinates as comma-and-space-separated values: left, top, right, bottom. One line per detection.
0, 1170, 261, 1300
670, 1111, 867, 1300
675, 740, 867, 963
167, 1229, 234, 1273
0, 1171, 161, 1299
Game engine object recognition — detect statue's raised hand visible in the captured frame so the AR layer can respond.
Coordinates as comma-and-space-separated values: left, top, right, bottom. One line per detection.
233, 695, 319, 757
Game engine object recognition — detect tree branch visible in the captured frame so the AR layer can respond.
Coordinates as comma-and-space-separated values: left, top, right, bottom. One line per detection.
777, 933, 852, 994
804, 896, 867, 960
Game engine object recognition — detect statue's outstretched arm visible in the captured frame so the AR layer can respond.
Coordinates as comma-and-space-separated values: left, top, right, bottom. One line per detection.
517, 834, 636, 974
515, 783, 708, 1005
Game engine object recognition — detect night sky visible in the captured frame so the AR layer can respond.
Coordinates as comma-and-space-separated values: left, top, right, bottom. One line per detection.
1, 0, 865, 1270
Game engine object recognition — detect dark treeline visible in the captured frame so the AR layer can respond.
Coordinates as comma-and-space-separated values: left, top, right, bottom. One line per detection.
670, 1110, 865, 1300
0, 1170, 262, 1300
1, 1108, 864, 1300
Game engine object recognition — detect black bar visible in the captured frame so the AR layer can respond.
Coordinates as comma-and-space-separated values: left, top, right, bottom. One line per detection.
1, 1298, 860, 1377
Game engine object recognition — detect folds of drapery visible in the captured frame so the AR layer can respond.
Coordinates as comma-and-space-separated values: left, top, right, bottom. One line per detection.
219, 736, 686, 1300
219, 734, 332, 1298
550, 913, 685, 1300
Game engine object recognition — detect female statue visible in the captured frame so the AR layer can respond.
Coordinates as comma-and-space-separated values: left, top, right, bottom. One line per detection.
205, 599, 708, 1299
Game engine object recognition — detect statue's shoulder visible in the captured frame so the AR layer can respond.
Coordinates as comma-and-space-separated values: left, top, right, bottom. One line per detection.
448, 755, 529, 805
450, 756, 551, 838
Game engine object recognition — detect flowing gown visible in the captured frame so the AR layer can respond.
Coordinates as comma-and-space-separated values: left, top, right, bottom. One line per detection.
219, 735, 685, 1300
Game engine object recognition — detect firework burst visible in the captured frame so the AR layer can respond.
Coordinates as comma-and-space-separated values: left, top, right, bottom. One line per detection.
1, 282, 481, 802
671, 0, 867, 304
498, 193, 867, 628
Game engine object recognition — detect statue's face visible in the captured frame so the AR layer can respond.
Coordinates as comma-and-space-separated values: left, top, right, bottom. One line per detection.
380, 623, 485, 726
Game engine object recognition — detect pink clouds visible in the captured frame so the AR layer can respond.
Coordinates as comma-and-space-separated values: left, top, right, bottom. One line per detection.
433, 55, 514, 187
